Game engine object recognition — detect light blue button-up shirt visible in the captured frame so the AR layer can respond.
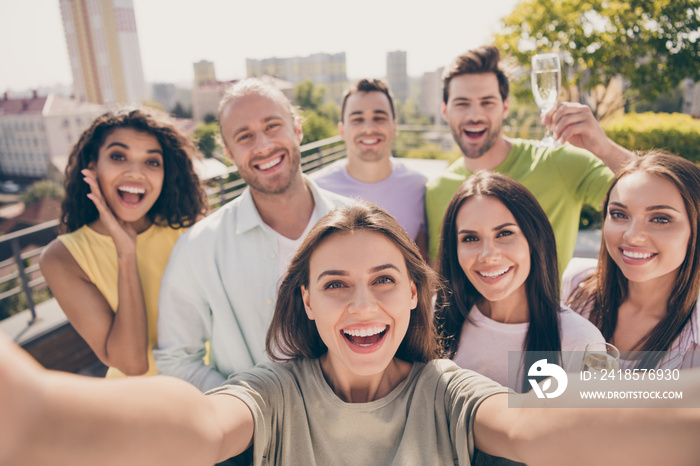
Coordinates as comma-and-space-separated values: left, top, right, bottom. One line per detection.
154, 178, 352, 391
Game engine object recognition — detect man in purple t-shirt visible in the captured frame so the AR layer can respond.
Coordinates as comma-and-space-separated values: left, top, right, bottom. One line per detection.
311, 79, 428, 258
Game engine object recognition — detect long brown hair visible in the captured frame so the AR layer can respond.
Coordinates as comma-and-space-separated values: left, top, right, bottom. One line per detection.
435, 171, 561, 391
568, 150, 700, 368
61, 108, 208, 233
266, 202, 442, 363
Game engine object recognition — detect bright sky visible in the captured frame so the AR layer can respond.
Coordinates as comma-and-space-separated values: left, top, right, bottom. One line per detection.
1, 0, 521, 93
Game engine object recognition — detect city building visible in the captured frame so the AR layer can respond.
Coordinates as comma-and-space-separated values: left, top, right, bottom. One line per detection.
246, 52, 347, 103
386, 51, 408, 103
191, 77, 294, 123
152, 83, 178, 113
191, 81, 235, 123
0, 93, 105, 179
194, 60, 217, 87
59, 0, 147, 106
420, 67, 444, 124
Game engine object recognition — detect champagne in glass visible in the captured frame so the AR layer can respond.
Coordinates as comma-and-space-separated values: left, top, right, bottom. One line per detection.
581, 342, 620, 374
531, 53, 561, 147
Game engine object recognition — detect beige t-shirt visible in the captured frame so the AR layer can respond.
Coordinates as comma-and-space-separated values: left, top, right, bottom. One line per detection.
207, 358, 506, 465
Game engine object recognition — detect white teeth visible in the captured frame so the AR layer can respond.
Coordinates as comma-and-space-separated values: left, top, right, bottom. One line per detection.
360, 138, 379, 145
479, 267, 509, 278
257, 156, 282, 170
343, 325, 387, 337
118, 186, 145, 194
622, 250, 654, 259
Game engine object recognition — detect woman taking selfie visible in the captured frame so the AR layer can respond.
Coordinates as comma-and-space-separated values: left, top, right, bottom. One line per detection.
2, 203, 699, 466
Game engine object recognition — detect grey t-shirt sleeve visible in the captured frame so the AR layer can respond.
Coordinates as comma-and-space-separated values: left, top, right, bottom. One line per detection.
434, 360, 510, 463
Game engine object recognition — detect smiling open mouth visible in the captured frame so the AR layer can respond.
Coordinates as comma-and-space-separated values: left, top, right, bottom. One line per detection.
255, 155, 283, 171
621, 250, 656, 260
478, 267, 511, 279
342, 325, 388, 347
464, 129, 486, 139
117, 185, 145, 205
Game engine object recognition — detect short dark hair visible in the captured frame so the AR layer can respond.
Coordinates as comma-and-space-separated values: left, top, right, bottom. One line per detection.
435, 171, 561, 392
442, 45, 510, 104
266, 201, 442, 363
340, 79, 396, 123
61, 109, 207, 233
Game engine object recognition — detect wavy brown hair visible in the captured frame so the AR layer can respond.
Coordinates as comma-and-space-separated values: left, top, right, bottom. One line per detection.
435, 171, 561, 392
266, 201, 442, 363
61, 109, 208, 233
567, 150, 700, 368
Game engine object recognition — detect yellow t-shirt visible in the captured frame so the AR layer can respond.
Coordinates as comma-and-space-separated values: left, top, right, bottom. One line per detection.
59, 223, 185, 377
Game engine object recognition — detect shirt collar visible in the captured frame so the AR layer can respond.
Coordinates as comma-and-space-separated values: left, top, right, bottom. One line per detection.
235, 175, 326, 235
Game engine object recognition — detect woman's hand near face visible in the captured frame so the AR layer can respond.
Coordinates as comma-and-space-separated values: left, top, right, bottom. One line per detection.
82, 168, 138, 256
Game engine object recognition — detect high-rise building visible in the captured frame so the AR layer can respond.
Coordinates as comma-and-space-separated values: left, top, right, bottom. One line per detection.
420, 67, 444, 124
59, 0, 147, 107
246, 52, 348, 103
194, 60, 217, 88
387, 51, 408, 103
0, 92, 105, 178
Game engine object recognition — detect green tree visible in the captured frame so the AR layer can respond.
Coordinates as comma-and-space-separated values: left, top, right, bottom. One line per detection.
22, 180, 63, 206
193, 122, 221, 159
493, 0, 700, 120
300, 109, 338, 145
295, 80, 326, 111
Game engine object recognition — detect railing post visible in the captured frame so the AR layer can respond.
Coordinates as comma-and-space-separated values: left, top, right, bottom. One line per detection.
11, 238, 36, 324
218, 177, 226, 207
316, 148, 323, 169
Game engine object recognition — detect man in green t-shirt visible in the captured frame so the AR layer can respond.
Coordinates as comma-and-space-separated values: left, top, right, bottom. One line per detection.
426, 45, 633, 271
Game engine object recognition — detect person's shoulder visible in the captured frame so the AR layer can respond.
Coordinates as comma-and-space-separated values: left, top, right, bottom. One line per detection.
308, 178, 355, 209
309, 159, 346, 180
425, 158, 467, 192
559, 306, 604, 342
391, 158, 429, 184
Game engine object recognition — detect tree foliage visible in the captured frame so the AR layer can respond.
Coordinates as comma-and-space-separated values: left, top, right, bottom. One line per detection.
22, 180, 63, 206
493, 0, 700, 120
294, 80, 340, 144
193, 122, 221, 159
295, 80, 326, 111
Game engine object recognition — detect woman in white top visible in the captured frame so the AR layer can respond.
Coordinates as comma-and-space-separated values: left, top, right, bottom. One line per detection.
1, 202, 699, 466
564, 150, 700, 369
435, 172, 604, 392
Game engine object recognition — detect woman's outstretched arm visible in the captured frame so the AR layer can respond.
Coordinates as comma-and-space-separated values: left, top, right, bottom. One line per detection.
474, 372, 700, 465
0, 333, 253, 466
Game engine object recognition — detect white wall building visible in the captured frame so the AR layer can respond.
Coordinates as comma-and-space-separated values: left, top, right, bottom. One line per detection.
0, 93, 104, 178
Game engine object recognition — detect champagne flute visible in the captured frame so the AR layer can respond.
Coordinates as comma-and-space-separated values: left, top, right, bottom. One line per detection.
531, 53, 561, 147
581, 342, 620, 374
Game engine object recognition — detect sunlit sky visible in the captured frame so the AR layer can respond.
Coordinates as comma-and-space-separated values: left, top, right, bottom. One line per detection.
1, 0, 521, 93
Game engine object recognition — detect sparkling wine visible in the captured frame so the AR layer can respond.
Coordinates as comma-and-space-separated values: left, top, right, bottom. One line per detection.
582, 352, 619, 372
532, 69, 561, 111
